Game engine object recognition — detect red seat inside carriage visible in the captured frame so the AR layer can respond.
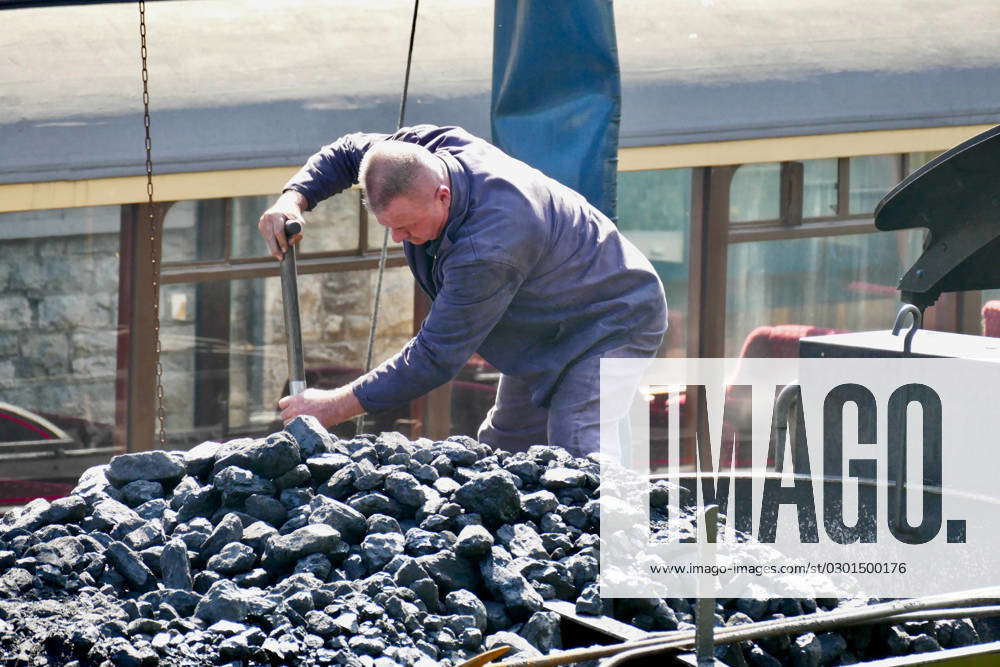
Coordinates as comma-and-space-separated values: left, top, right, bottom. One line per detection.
982, 301, 1000, 338
0, 404, 76, 507
646, 324, 844, 471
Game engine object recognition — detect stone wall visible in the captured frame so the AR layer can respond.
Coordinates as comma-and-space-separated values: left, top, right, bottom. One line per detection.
0, 205, 121, 447
0, 196, 414, 449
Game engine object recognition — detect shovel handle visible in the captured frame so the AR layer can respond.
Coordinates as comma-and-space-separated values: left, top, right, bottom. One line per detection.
284, 219, 302, 241
281, 220, 306, 396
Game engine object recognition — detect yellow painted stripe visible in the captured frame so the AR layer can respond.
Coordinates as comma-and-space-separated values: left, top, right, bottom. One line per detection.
619, 124, 996, 171
0, 166, 298, 214
0, 124, 994, 213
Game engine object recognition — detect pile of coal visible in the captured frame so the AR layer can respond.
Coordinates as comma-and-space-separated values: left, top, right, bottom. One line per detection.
0, 420, 591, 666
0, 419, 996, 666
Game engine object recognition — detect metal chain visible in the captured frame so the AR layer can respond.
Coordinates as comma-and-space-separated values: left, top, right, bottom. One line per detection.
140, 0, 167, 448
356, 0, 420, 434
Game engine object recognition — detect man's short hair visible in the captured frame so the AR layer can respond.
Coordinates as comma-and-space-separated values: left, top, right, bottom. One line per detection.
359, 141, 436, 213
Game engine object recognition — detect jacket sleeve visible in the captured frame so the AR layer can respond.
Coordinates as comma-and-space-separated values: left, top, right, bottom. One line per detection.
282, 132, 390, 210
283, 124, 468, 210
349, 258, 524, 412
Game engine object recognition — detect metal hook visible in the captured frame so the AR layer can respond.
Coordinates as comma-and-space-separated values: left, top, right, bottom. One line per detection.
891, 304, 922, 355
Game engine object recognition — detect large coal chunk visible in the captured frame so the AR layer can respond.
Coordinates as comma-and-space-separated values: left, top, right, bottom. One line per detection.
160, 538, 193, 590
521, 610, 562, 653
120, 480, 164, 507
455, 524, 494, 559
384, 471, 434, 507
194, 579, 249, 623
244, 494, 288, 526
212, 467, 276, 506
306, 454, 352, 484
361, 532, 405, 572
38, 496, 88, 525
418, 549, 479, 593
107, 451, 186, 487
212, 433, 301, 479
262, 524, 344, 570
207, 543, 257, 575
485, 631, 543, 660
106, 541, 155, 591
405, 527, 451, 556
184, 440, 225, 479
242, 521, 278, 556
309, 496, 367, 544
521, 490, 558, 519
348, 492, 404, 519
26, 536, 85, 572
435, 439, 481, 466
497, 523, 548, 560
87, 499, 144, 538
71, 465, 122, 505
540, 467, 589, 491
122, 519, 164, 551
481, 548, 544, 621
196, 513, 243, 566
445, 589, 488, 632
175, 485, 220, 523
453, 470, 521, 526
285, 415, 342, 458
0, 498, 50, 536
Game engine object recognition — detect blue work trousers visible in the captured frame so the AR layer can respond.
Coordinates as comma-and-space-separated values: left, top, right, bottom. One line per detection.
477, 337, 661, 458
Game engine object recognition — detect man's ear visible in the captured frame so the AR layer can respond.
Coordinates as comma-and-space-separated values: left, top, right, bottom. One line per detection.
437, 185, 451, 207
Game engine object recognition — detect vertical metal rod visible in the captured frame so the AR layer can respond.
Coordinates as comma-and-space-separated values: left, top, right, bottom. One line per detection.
696, 503, 719, 666
281, 221, 306, 396
356, 0, 421, 435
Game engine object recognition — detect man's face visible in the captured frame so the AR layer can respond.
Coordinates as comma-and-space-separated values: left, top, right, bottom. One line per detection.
375, 184, 451, 245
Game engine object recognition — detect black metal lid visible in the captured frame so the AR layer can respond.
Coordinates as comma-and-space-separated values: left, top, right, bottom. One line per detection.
875, 124, 1000, 309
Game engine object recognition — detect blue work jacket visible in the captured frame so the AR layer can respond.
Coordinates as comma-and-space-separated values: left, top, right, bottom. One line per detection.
284, 125, 667, 412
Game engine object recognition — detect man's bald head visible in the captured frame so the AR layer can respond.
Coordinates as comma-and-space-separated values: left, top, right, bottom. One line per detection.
359, 141, 442, 214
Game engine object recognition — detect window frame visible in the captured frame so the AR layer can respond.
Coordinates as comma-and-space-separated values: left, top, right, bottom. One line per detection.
687, 152, 976, 360
120, 193, 413, 452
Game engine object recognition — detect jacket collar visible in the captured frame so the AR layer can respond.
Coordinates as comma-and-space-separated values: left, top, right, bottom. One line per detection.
434, 151, 470, 254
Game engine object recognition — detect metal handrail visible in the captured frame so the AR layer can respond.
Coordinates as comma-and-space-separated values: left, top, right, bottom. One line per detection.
464, 586, 1000, 667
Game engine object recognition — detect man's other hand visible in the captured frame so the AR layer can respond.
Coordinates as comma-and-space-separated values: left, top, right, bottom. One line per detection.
258, 190, 309, 260
278, 386, 364, 427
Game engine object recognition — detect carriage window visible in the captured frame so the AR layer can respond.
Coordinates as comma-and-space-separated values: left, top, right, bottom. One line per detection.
849, 155, 901, 215
159, 267, 414, 446
0, 205, 120, 462
725, 230, 923, 356
163, 190, 363, 264
802, 158, 839, 218
729, 163, 780, 222
618, 168, 693, 357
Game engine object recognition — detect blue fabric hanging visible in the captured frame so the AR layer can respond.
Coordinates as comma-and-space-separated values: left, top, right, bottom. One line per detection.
491, 0, 622, 221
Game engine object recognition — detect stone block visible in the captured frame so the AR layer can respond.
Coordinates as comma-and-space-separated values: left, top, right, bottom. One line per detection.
18, 333, 70, 375
0, 299, 30, 333
38, 294, 112, 330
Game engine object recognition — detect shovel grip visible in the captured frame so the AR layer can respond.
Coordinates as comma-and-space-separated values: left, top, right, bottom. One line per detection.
283, 220, 302, 239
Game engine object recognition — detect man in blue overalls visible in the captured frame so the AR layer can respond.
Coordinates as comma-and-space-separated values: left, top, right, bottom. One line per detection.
258, 125, 667, 458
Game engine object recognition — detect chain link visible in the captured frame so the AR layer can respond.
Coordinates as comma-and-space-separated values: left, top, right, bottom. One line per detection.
140, 0, 167, 449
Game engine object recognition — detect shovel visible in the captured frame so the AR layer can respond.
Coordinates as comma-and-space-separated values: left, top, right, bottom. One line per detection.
281, 220, 306, 396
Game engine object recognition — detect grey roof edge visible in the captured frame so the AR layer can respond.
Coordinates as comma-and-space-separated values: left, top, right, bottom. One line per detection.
4, 67, 1000, 185
619, 112, 1000, 149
